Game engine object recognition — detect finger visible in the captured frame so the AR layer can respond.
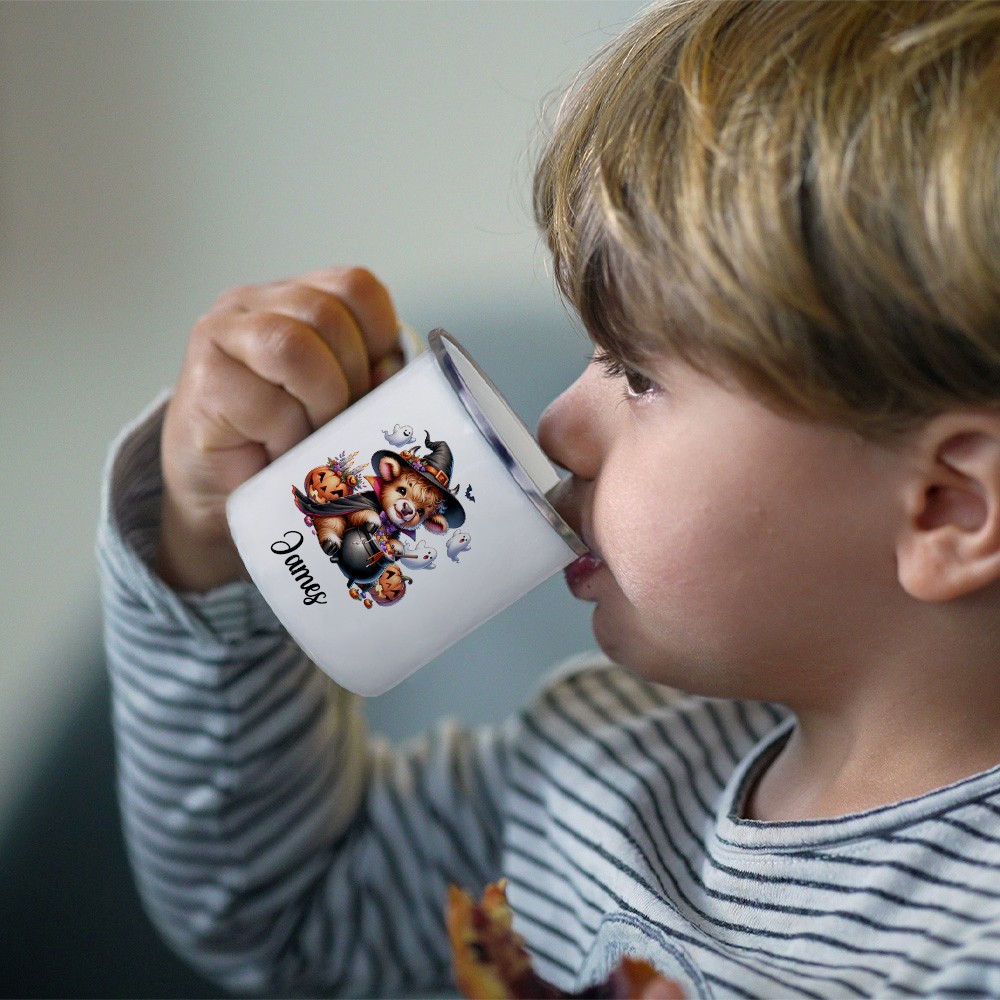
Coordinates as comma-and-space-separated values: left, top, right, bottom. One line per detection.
371, 348, 406, 387
207, 268, 397, 355
296, 266, 400, 364
194, 310, 352, 432
182, 341, 315, 466
210, 280, 371, 402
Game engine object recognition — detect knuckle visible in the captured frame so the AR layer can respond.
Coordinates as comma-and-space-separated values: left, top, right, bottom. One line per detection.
189, 311, 220, 347
184, 325, 220, 382
336, 266, 386, 313
257, 314, 312, 368
211, 284, 253, 312
289, 283, 349, 334
185, 350, 223, 401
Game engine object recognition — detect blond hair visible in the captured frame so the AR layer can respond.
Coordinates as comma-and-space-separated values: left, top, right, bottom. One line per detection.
534, 0, 1000, 436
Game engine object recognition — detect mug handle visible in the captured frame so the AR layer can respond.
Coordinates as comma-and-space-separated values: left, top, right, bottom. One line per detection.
399, 322, 427, 364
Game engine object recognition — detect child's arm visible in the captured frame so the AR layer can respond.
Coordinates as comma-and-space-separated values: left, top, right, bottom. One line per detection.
155, 266, 400, 592
98, 270, 508, 995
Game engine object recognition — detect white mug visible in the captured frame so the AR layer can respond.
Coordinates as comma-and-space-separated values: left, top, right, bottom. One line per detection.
226, 326, 587, 696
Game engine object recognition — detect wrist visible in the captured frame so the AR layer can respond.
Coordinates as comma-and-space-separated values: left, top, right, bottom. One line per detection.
156, 491, 246, 592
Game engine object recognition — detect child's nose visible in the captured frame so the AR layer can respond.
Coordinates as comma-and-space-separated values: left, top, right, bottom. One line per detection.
537, 370, 601, 481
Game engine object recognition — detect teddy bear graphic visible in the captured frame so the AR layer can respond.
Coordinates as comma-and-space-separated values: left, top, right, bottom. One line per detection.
292, 431, 470, 609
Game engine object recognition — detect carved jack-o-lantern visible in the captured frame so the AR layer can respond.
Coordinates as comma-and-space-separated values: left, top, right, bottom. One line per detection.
372, 563, 410, 606
305, 465, 350, 502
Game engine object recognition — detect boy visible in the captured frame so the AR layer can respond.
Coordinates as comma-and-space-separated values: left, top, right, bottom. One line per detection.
100, 1, 1000, 996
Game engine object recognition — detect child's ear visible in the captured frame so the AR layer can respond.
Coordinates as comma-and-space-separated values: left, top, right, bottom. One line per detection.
896, 413, 1000, 601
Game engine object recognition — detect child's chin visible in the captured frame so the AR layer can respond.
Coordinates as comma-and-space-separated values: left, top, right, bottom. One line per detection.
591, 615, 678, 686
590, 604, 635, 667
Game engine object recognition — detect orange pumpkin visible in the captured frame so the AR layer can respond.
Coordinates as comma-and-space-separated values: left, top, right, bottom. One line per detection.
305, 465, 350, 502
371, 563, 409, 606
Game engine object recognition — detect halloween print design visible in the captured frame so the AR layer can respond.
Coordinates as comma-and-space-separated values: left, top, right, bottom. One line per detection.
292, 428, 472, 609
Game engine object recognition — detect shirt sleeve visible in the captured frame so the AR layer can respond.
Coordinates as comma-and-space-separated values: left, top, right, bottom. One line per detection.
97, 397, 510, 997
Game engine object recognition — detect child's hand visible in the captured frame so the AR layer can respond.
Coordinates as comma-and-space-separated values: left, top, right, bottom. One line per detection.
155, 267, 401, 592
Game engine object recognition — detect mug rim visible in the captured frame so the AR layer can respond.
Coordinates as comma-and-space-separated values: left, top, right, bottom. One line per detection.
428, 327, 589, 558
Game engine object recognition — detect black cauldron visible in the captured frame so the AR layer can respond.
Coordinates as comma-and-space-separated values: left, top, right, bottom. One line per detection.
336, 523, 389, 586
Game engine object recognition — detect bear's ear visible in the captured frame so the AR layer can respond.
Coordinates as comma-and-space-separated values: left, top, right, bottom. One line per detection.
424, 514, 449, 535
379, 455, 402, 480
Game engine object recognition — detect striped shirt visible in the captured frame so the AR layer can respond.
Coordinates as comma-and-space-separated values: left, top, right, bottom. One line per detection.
99, 401, 1000, 998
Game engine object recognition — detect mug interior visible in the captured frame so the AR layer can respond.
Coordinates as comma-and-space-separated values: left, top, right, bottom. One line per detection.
429, 329, 587, 557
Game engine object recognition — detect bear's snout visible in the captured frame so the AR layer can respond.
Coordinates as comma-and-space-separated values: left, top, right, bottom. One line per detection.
394, 500, 415, 523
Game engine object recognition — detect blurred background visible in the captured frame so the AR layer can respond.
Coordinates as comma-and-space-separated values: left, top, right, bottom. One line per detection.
0, 2, 644, 997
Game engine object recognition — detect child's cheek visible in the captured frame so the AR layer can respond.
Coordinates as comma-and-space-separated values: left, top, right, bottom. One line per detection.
595, 493, 680, 603
606, 489, 756, 616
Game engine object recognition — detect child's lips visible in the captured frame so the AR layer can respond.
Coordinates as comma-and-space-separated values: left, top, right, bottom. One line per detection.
545, 481, 601, 595
564, 551, 604, 598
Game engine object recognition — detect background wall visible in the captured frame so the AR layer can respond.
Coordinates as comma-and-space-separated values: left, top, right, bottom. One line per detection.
0, 0, 644, 856
1, 4, 652, 995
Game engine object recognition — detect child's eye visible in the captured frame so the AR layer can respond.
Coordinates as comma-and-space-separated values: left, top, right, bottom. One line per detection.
594, 351, 660, 399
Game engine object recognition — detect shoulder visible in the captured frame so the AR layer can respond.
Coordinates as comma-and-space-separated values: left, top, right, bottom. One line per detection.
515, 653, 786, 787
527, 652, 783, 735
525, 654, 687, 739
535, 652, 683, 709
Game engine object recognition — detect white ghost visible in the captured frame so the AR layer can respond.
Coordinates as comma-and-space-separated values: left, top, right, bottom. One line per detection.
401, 539, 437, 569
382, 423, 416, 448
446, 530, 472, 563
